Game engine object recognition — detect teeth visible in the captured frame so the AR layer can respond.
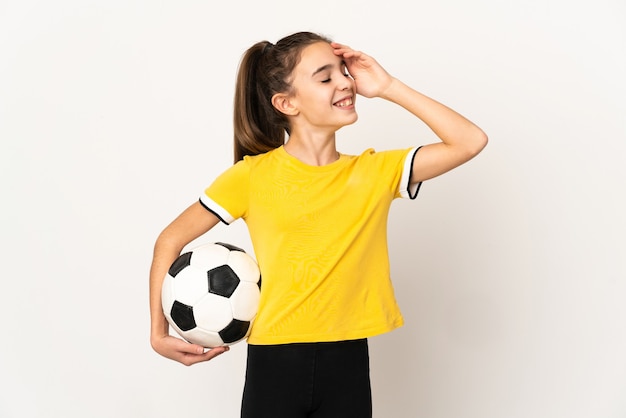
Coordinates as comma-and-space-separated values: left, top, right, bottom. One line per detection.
335, 98, 353, 107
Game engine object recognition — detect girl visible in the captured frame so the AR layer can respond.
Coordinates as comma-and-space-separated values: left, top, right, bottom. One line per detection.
149, 31, 487, 417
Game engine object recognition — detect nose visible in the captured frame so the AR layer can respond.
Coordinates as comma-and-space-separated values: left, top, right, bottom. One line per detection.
337, 74, 352, 91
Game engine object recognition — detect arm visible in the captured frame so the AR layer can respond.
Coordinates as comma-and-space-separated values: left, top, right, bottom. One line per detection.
332, 43, 488, 183
380, 80, 487, 183
149, 201, 229, 366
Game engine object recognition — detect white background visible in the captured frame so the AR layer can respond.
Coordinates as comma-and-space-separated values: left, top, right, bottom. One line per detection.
1, 0, 625, 417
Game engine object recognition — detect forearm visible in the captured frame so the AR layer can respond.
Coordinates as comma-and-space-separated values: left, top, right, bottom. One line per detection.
380, 78, 487, 153
149, 234, 186, 343
148, 201, 221, 345
149, 231, 230, 364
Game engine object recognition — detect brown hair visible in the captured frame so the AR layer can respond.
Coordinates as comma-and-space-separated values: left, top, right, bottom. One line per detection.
233, 31, 332, 162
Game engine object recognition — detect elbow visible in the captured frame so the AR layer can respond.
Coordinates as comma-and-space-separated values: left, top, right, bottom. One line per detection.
468, 129, 488, 158
455, 130, 488, 165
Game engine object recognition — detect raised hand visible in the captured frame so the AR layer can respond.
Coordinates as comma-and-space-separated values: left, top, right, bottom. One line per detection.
331, 42, 395, 99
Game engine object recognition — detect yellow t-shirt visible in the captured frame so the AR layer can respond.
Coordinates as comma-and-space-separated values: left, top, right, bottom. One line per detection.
200, 145, 421, 345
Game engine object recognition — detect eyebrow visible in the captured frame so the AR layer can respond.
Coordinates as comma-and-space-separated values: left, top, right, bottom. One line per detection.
311, 61, 347, 78
311, 64, 333, 77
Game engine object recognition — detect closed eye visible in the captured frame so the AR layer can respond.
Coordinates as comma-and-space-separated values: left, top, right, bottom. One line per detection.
319, 63, 350, 83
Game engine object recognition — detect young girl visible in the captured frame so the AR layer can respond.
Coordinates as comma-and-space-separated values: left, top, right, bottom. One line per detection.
149, 31, 487, 417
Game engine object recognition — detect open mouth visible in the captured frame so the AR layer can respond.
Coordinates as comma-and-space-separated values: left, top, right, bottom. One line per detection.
334, 97, 353, 107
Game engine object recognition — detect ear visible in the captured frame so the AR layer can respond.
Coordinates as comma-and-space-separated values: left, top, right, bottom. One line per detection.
271, 93, 299, 116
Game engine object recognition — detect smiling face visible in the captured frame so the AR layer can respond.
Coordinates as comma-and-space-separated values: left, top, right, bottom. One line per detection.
282, 41, 358, 133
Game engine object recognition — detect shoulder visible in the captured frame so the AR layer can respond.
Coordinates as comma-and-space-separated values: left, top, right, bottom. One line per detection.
219, 148, 280, 177
349, 147, 417, 166
240, 147, 282, 168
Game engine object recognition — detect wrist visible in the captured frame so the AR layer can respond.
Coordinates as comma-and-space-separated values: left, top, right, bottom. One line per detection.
379, 77, 402, 101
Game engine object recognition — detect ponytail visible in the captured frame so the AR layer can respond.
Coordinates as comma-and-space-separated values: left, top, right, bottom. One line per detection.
232, 32, 332, 163
233, 41, 285, 163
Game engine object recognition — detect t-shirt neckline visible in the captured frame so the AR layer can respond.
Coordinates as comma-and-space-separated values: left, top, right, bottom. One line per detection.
277, 145, 347, 172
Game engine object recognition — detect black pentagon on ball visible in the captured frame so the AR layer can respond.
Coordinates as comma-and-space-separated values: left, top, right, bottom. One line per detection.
219, 319, 250, 344
215, 242, 244, 252
207, 265, 240, 298
169, 252, 192, 277
170, 300, 196, 331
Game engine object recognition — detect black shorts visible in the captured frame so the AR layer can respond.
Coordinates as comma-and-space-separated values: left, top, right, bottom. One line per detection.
241, 338, 372, 418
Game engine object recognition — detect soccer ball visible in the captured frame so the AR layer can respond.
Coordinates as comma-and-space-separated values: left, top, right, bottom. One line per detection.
161, 242, 261, 348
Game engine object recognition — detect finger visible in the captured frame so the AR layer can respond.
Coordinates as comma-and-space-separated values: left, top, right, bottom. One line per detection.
330, 41, 349, 49
202, 346, 230, 360
171, 337, 206, 355
182, 346, 230, 365
331, 42, 356, 56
